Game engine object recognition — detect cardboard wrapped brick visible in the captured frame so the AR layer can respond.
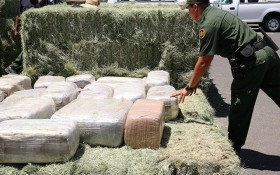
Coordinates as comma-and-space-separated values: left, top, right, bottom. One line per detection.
66, 74, 95, 89
147, 85, 179, 121
0, 119, 79, 163
124, 99, 164, 149
51, 98, 133, 147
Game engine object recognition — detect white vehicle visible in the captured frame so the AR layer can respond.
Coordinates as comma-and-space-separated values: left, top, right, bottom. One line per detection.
211, 0, 280, 32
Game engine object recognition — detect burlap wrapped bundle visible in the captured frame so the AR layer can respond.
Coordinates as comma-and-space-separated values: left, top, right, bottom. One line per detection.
147, 85, 178, 121
124, 99, 164, 149
0, 119, 79, 163
51, 98, 133, 147
77, 83, 113, 99
66, 74, 95, 89
34, 76, 66, 89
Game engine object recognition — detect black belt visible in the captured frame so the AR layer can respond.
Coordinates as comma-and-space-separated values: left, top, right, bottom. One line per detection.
235, 39, 267, 58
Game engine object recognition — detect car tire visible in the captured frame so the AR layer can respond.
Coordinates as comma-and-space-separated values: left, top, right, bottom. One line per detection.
262, 15, 280, 32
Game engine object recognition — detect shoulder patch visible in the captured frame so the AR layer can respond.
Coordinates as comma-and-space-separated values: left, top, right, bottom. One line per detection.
199, 28, 206, 39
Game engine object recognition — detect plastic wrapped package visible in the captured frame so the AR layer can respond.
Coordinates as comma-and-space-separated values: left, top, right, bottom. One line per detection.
66, 74, 95, 89
113, 82, 146, 103
0, 119, 79, 163
2, 88, 46, 104
97, 76, 148, 91
51, 98, 133, 147
124, 99, 164, 149
0, 96, 56, 123
147, 85, 179, 121
0, 75, 32, 96
146, 70, 170, 89
34, 76, 66, 89
0, 90, 6, 102
77, 84, 113, 99
42, 82, 79, 110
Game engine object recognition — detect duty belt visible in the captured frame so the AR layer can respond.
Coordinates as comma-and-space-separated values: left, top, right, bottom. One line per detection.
236, 39, 267, 58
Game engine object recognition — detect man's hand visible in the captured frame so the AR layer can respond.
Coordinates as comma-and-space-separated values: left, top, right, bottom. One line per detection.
171, 88, 194, 103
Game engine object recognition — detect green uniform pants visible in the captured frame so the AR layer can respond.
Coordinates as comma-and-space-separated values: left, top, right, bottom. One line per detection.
228, 46, 280, 152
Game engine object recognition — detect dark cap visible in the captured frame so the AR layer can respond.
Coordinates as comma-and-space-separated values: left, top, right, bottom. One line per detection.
181, 0, 210, 9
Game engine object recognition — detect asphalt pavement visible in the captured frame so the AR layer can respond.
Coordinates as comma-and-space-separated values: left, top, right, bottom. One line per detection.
207, 32, 280, 175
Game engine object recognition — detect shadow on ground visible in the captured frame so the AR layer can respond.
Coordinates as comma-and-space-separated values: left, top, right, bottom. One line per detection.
206, 80, 231, 118
241, 149, 280, 171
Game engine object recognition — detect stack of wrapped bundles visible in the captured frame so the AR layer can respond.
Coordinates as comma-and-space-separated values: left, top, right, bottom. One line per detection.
0, 89, 56, 122
51, 98, 133, 147
0, 119, 79, 163
124, 99, 164, 149
66, 74, 95, 89
147, 85, 179, 121
0, 74, 31, 98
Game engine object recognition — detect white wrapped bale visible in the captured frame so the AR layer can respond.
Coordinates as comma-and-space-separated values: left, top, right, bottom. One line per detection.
66, 74, 95, 89
0, 90, 6, 102
146, 70, 170, 89
2, 88, 46, 104
0, 97, 56, 122
113, 82, 146, 103
0, 119, 79, 163
42, 82, 79, 110
124, 99, 164, 149
77, 84, 113, 99
51, 98, 133, 147
147, 85, 179, 121
0, 75, 31, 96
97, 76, 148, 91
34, 76, 65, 89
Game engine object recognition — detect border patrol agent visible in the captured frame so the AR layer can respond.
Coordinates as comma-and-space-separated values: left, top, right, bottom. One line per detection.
171, 0, 280, 155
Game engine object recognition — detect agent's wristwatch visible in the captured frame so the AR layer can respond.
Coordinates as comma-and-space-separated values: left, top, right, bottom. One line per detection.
185, 84, 194, 91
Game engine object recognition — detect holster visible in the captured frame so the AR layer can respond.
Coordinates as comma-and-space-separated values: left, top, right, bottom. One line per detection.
229, 56, 245, 79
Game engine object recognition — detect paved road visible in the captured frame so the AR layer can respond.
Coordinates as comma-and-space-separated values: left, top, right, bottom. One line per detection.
208, 32, 280, 175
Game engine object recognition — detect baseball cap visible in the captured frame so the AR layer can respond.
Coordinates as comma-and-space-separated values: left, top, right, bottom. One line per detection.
181, 0, 210, 9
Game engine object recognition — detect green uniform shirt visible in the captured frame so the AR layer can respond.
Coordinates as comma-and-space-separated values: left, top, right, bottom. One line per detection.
197, 6, 258, 58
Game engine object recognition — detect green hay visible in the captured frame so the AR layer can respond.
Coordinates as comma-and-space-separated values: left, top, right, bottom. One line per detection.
20, 4, 199, 89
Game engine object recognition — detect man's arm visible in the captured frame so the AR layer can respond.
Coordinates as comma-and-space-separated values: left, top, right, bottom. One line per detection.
171, 55, 214, 103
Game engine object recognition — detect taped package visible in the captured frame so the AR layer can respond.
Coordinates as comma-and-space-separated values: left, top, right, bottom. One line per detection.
0, 96, 56, 122
2, 88, 46, 104
0, 119, 79, 163
66, 74, 95, 89
147, 85, 179, 121
51, 98, 133, 147
42, 82, 79, 110
77, 84, 113, 99
124, 99, 164, 149
146, 70, 170, 89
0, 75, 31, 96
34, 75, 65, 89
113, 82, 146, 102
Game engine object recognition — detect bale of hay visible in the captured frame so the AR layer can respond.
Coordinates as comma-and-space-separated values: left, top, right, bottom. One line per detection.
125, 99, 165, 149
66, 74, 95, 89
34, 75, 66, 89
51, 98, 133, 147
147, 85, 178, 121
77, 83, 113, 99
0, 119, 79, 163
